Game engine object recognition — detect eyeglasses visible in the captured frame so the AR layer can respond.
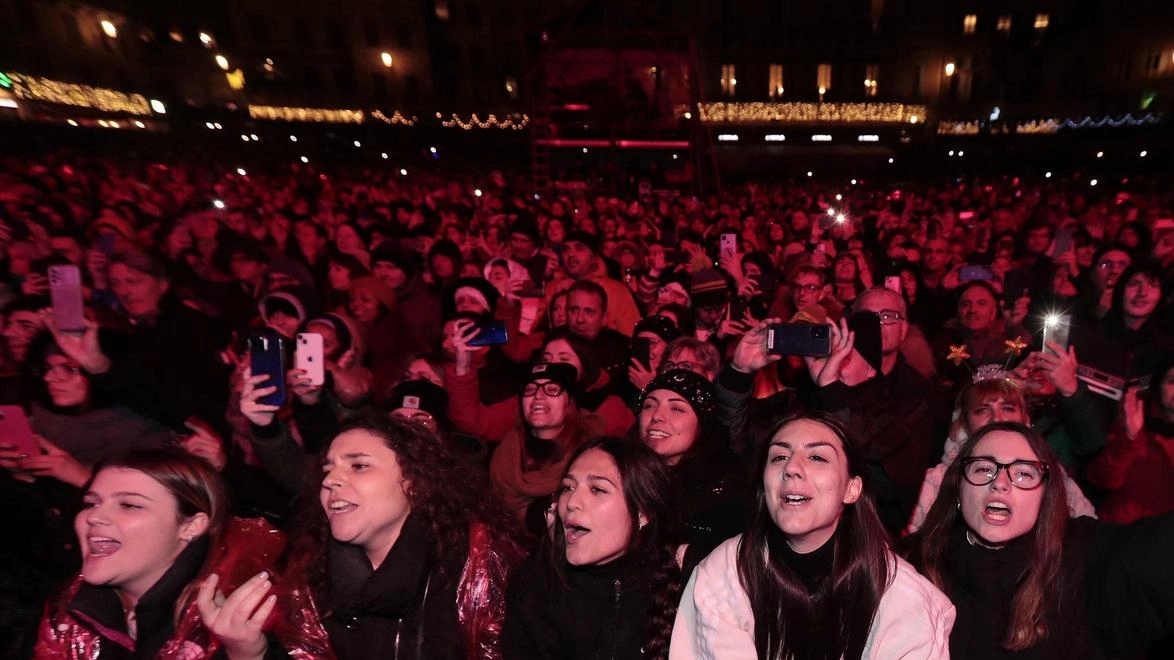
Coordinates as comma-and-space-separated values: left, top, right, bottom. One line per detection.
874, 310, 906, 325
522, 381, 564, 397
1097, 259, 1130, 270
791, 283, 821, 293
961, 457, 1050, 490
661, 360, 702, 374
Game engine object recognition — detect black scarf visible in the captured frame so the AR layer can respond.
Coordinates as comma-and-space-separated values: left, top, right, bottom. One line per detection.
327, 513, 432, 620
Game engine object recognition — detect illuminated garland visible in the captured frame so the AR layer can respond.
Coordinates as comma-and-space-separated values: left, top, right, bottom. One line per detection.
248, 105, 365, 124
438, 112, 528, 129
1015, 119, 1060, 135
1060, 113, 1160, 129
697, 102, 926, 124
4, 72, 151, 115
371, 110, 418, 126
937, 120, 980, 135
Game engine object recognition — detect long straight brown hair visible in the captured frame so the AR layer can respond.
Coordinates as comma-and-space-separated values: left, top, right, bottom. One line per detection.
736, 412, 893, 660
904, 422, 1068, 650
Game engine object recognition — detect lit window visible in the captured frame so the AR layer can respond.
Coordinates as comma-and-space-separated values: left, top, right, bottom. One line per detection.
1034, 14, 1049, 30
817, 64, 832, 93
864, 64, 878, 97
963, 15, 976, 34
768, 64, 784, 98
997, 15, 1012, 33
721, 64, 736, 97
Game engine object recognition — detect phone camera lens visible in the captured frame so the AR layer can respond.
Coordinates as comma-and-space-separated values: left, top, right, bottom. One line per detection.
813, 327, 829, 338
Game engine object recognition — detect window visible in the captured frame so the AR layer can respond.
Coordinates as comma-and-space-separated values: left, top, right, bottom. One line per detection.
249, 14, 270, 42
817, 63, 832, 94
768, 64, 784, 98
996, 15, 1012, 34
963, 14, 976, 35
362, 22, 379, 48
864, 64, 878, 97
1034, 14, 1049, 30
720, 64, 736, 97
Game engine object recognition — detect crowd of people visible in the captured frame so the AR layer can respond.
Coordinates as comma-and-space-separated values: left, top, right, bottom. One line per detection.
1, 143, 1173, 660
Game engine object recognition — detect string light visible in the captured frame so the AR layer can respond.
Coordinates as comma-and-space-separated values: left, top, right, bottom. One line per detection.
937, 121, 980, 135
4, 72, 151, 115
698, 102, 927, 125
370, 110, 417, 126
249, 104, 365, 124
439, 113, 528, 130
1016, 119, 1060, 134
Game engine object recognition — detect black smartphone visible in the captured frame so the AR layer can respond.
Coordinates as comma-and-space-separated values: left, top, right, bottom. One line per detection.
767, 323, 832, 357
728, 295, 749, 322
631, 337, 652, 370
846, 312, 882, 371
468, 319, 509, 347
249, 330, 287, 406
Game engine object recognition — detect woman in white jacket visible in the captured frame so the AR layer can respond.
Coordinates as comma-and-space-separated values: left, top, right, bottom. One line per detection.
670, 412, 954, 660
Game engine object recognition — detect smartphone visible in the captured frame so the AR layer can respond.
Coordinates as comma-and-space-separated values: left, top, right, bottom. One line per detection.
249, 330, 287, 406
1052, 227, 1074, 258
631, 337, 652, 370
1042, 314, 1071, 355
767, 323, 832, 357
0, 406, 38, 457
958, 211, 975, 221
846, 312, 883, 371
728, 295, 749, 322
516, 283, 545, 299
884, 276, 902, 295
48, 264, 85, 333
295, 333, 325, 387
720, 232, 738, 258
467, 319, 509, 347
959, 264, 995, 282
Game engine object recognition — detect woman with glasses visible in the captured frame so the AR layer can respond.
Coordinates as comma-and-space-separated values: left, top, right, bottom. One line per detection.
904, 422, 1174, 660
489, 362, 604, 531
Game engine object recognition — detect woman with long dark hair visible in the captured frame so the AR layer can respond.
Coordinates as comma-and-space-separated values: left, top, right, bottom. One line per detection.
278, 416, 523, 660
904, 422, 1174, 659
671, 412, 954, 660
503, 436, 685, 660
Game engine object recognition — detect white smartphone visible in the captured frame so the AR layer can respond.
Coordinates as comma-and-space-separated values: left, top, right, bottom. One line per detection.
1042, 314, 1071, 355
295, 333, 325, 386
48, 265, 85, 332
884, 276, 902, 295
720, 232, 738, 258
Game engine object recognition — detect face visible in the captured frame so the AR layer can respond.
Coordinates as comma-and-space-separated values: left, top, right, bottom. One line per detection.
548, 295, 567, 328
834, 256, 857, 282
546, 219, 567, 243
656, 285, 690, 307
763, 419, 862, 554
561, 241, 596, 278
402, 358, 443, 387
542, 339, 584, 377
3, 310, 43, 362
108, 263, 169, 319
389, 408, 439, 434
43, 354, 89, 406
636, 331, 667, 368
305, 322, 341, 359
639, 389, 699, 465
522, 379, 570, 432
854, 290, 907, 355
1094, 250, 1131, 290
454, 290, 490, 314
567, 290, 605, 340
320, 429, 412, 566
294, 222, 323, 248
230, 256, 265, 284
509, 232, 537, 257
336, 226, 364, 253
1121, 273, 1160, 320
559, 448, 638, 566
1026, 227, 1051, 255
923, 239, 950, 271
957, 286, 998, 332
662, 348, 713, 381
959, 430, 1045, 547
430, 254, 455, 280
76, 468, 207, 602
348, 289, 381, 323
963, 394, 1027, 435
695, 304, 725, 330
791, 273, 824, 309
328, 262, 353, 291
266, 310, 300, 339
373, 261, 408, 290
1160, 369, 1174, 419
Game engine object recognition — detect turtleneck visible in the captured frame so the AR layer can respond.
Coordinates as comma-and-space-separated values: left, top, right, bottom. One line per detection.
769, 526, 835, 593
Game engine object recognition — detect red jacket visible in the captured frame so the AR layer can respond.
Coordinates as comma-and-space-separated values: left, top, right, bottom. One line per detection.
1087, 426, 1174, 524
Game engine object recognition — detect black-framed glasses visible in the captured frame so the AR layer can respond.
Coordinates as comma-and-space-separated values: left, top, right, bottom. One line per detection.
660, 360, 702, 374
522, 381, 564, 398
875, 310, 906, 325
792, 283, 821, 293
961, 457, 1050, 490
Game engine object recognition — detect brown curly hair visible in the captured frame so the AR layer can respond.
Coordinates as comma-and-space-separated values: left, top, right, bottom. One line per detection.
284, 416, 520, 609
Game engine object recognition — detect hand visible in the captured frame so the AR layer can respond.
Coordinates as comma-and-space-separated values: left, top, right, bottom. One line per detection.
41, 309, 111, 374
1036, 343, 1079, 397
627, 358, 655, 391
239, 368, 281, 427
716, 314, 750, 340
197, 572, 276, 660
942, 266, 962, 290
737, 277, 760, 297
287, 368, 323, 406
333, 347, 358, 371
16, 436, 91, 487
1096, 286, 1114, 318
86, 250, 109, 289
21, 273, 48, 297
1122, 387, 1145, 441
451, 320, 481, 376
181, 418, 227, 471
803, 319, 855, 387
1006, 295, 1031, 327
731, 317, 783, 374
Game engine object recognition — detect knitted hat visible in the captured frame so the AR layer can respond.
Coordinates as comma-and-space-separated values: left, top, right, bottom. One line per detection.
349, 276, 397, 310
690, 267, 730, 308
639, 368, 718, 418
258, 290, 308, 324
388, 379, 450, 428
371, 241, 418, 278
448, 276, 501, 315
564, 229, 601, 255
633, 315, 681, 343
520, 362, 581, 403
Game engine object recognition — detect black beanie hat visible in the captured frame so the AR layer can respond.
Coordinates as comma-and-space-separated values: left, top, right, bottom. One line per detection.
388, 379, 450, 428
520, 362, 581, 403
639, 368, 718, 418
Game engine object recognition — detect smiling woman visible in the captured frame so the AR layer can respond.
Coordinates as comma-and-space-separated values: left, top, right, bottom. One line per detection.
671, 412, 955, 660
